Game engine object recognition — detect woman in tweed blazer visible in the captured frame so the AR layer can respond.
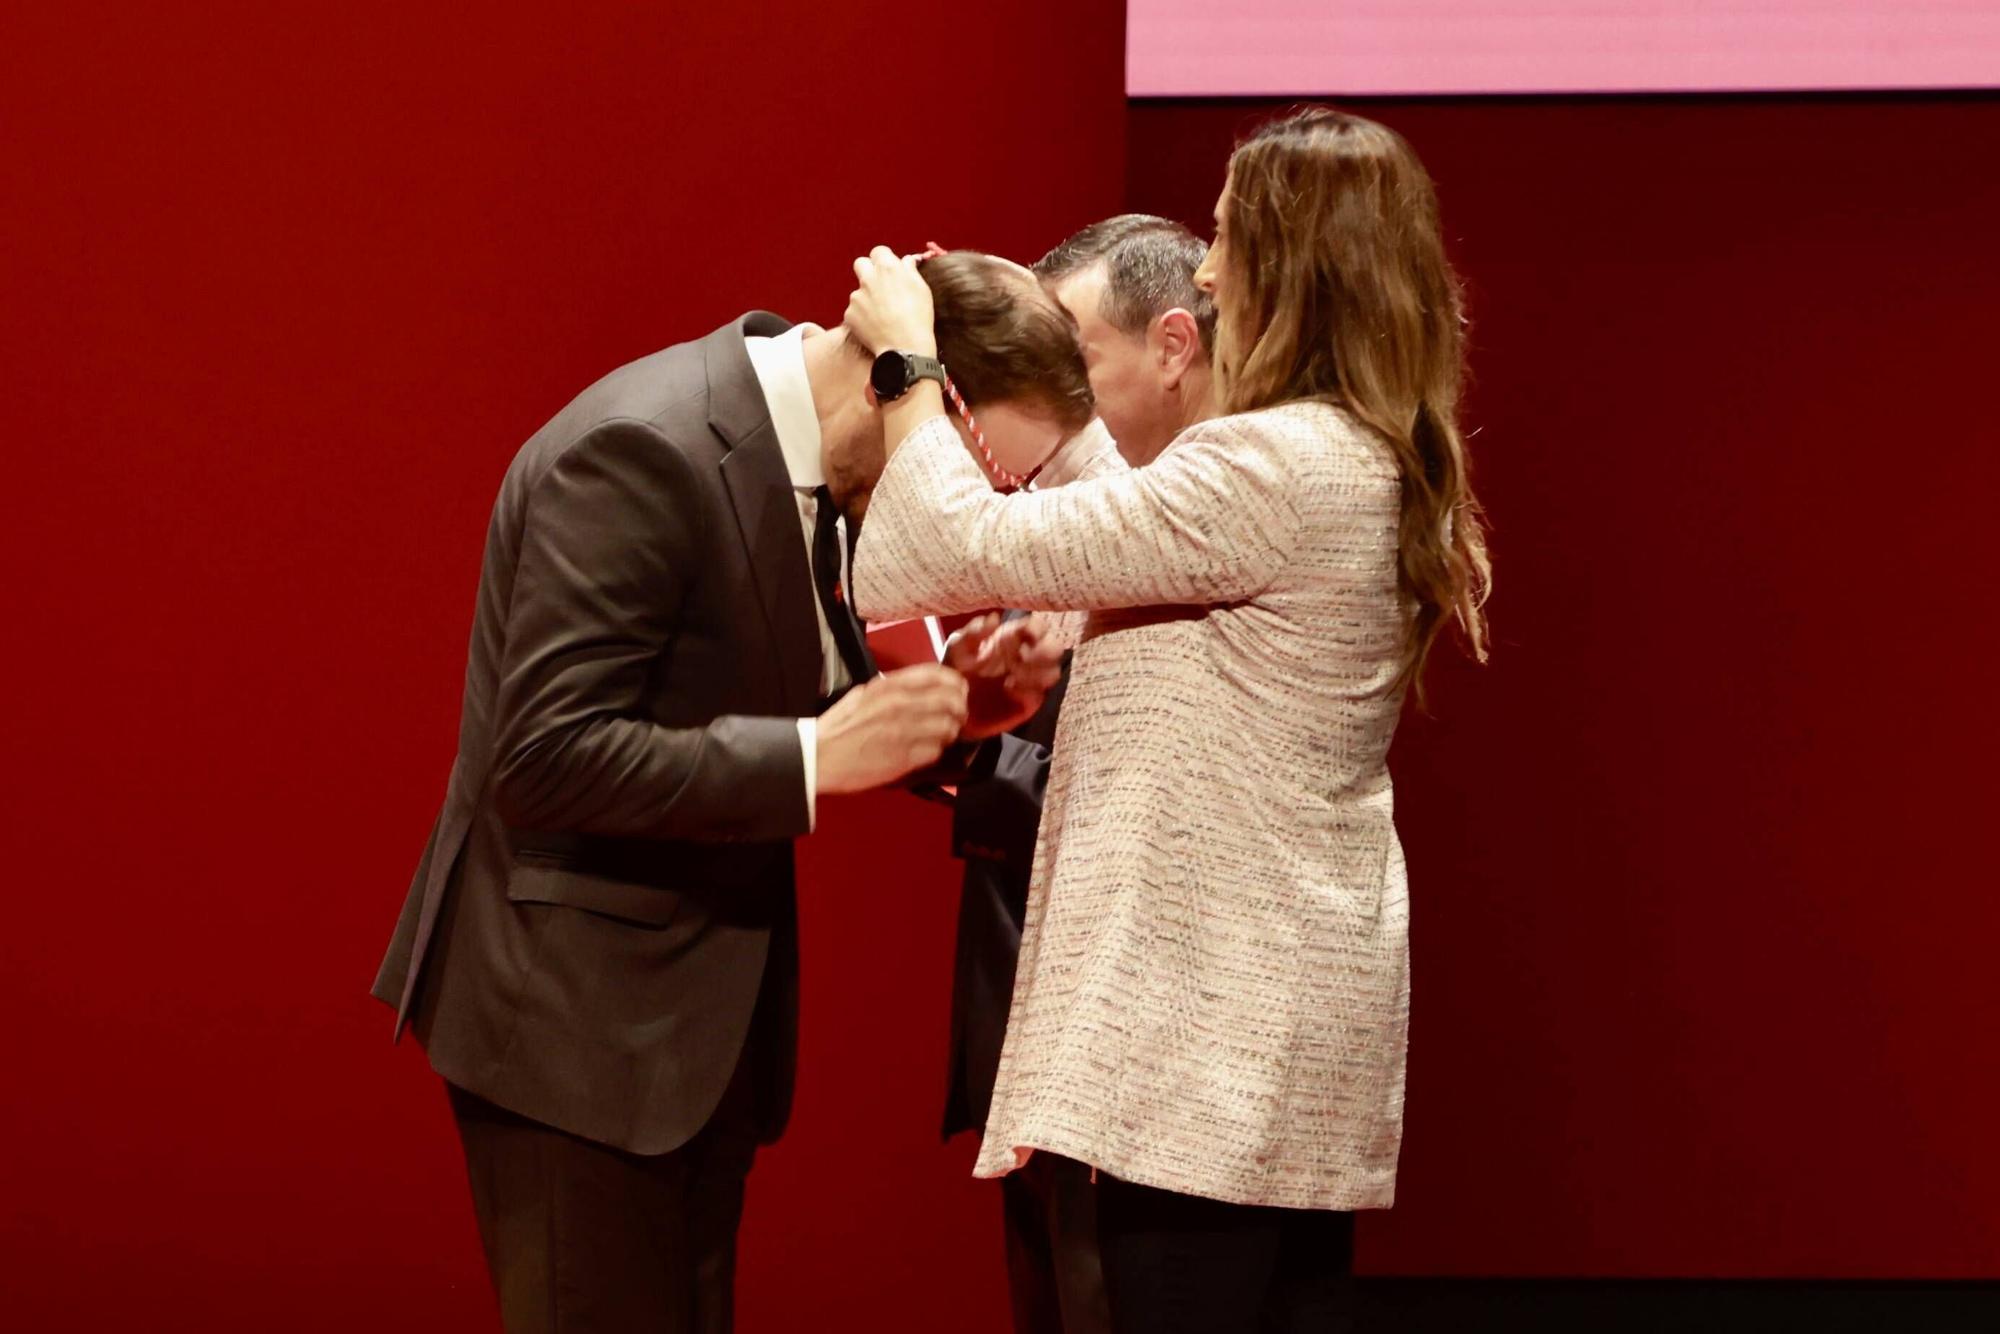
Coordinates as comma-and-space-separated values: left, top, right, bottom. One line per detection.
849, 109, 1492, 1333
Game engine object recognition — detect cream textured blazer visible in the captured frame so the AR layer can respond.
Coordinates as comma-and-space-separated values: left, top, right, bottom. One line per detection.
855, 402, 1411, 1210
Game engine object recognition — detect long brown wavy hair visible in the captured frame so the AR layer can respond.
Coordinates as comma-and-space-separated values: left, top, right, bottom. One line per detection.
1214, 108, 1490, 697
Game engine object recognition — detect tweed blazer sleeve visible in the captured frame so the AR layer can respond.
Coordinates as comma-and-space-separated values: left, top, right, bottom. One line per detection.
1025, 417, 1123, 651
853, 412, 1302, 622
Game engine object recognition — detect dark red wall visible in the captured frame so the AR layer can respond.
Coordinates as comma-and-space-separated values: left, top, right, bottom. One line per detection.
1131, 95, 2000, 1278
1, 3, 1121, 1328
9, 3, 1997, 1317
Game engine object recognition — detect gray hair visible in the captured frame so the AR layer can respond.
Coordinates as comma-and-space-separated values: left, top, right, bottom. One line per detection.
1033, 214, 1215, 353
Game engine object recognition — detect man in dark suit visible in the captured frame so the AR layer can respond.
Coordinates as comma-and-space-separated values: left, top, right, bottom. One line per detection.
373, 251, 1094, 1334
943, 218, 1215, 1334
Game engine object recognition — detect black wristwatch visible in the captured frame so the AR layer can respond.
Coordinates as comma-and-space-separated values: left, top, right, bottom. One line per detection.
870, 349, 948, 403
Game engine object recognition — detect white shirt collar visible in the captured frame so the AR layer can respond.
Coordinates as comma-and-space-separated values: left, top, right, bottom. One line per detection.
743, 323, 825, 490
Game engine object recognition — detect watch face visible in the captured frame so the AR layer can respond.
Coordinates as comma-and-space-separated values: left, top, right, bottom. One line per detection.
869, 351, 908, 400
872, 350, 912, 402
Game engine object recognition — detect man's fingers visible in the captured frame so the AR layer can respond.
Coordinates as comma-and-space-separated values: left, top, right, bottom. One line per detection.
989, 617, 1060, 665
1006, 670, 1059, 696
908, 711, 962, 763
936, 666, 971, 701
972, 619, 1025, 666
951, 614, 1000, 662
904, 684, 967, 719
874, 664, 968, 739
888, 662, 957, 689
922, 671, 970, 716
1022, 637, 1064, 666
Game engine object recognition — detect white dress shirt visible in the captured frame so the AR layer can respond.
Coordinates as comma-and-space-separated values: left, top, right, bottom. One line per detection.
744, 323, 852, 830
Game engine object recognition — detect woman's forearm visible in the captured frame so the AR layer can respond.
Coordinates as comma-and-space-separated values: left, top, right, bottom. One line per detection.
880, 381, 945, 464
856, 412, 1308, 623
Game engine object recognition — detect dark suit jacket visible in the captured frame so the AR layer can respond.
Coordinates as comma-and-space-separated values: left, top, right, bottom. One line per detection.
372, 312, 833, 1156
941, 652, 1070, 1139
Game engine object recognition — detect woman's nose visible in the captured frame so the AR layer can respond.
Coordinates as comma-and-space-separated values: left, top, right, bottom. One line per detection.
1193, 249, 1218, 293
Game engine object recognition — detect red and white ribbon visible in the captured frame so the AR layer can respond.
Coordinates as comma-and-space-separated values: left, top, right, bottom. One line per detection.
917, 244, 1028, 492
940, 370, 1027, 491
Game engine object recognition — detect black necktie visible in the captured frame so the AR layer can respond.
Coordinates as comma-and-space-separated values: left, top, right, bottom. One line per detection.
811, 486, 871, 687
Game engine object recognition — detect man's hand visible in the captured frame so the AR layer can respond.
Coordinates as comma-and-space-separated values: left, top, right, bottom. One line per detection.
817, 665, 970, 795
947, 613, 1065, 741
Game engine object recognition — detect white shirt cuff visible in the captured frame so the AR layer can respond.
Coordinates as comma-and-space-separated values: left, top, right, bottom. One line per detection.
796, 717, 817, 832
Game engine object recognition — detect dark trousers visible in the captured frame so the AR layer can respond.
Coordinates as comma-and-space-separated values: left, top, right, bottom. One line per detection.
1096, 1173, 1355, 1334
1002, 1153, 1112, 1334
448, 1073, 759, 1334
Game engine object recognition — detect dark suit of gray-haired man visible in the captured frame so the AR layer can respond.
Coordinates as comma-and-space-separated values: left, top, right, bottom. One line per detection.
943, 216, 1216, 1334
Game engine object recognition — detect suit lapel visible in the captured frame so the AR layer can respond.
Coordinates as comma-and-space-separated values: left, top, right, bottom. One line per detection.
707, 316, 824, 715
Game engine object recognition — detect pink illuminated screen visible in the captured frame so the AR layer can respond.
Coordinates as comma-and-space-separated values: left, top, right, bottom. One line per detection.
1128, 0, 2000, 96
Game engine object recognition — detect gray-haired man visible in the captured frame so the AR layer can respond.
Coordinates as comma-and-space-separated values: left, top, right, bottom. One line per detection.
942, 216, 1216, 1334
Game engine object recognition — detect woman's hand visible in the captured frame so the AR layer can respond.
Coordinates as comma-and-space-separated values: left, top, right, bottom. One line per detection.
945, 612, 1066, 740
846, 246, 938, 358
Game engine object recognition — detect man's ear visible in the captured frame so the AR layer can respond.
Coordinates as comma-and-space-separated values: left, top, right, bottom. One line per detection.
864, 383, 880, 408
1154, 308, 1202, 391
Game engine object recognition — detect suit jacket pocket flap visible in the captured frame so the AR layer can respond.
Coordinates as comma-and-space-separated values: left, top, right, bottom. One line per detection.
505, 863, 682, 928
